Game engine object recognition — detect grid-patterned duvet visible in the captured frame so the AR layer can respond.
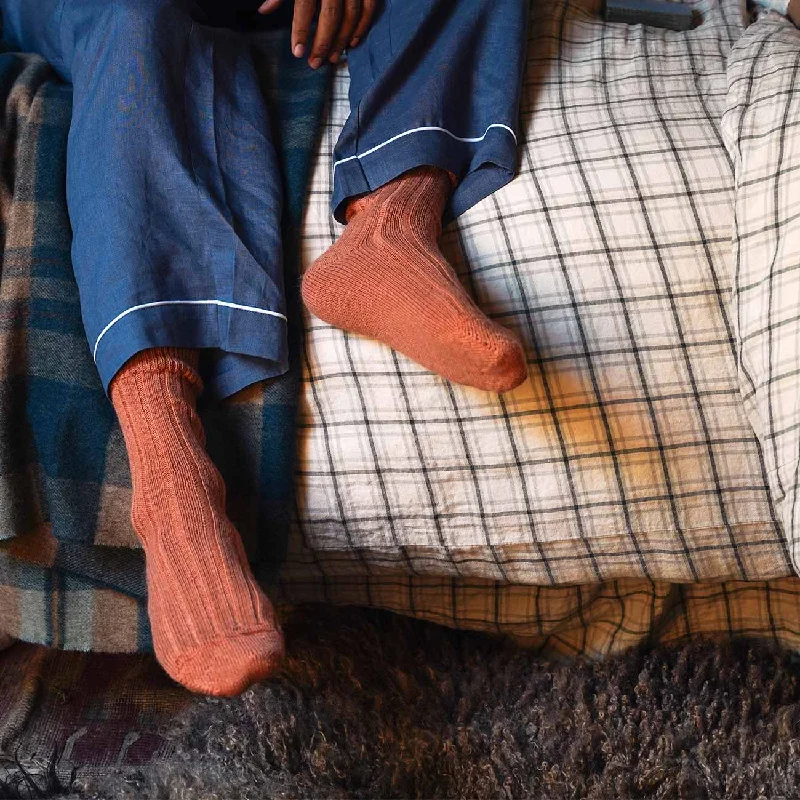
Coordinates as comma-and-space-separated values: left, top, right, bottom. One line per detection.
280, 0, 800, 646
723, 13, 800, 570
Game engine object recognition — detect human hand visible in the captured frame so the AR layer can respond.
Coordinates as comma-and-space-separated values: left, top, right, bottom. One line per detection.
257, 0, 376, 68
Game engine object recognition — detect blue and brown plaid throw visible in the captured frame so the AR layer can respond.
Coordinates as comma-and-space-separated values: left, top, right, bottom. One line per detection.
0, 19, 328, 651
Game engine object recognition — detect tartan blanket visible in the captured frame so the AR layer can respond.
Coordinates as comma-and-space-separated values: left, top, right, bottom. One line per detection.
0, 20, 328, 650
3, 0, 800, 658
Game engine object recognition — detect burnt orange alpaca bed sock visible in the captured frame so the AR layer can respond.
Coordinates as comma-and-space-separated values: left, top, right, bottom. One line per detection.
302, 167, 527, 393
110, 348, 284, 696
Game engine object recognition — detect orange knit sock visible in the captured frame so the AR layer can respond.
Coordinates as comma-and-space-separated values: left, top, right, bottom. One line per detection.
109, 348, 284, 696
302, 167, 527, 393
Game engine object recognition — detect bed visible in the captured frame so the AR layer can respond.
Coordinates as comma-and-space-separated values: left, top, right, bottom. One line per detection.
2, 0, 800, 658
281, 0, 800, 655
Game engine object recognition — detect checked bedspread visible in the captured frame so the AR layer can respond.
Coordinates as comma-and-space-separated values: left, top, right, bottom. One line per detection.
281, 0, 800, 631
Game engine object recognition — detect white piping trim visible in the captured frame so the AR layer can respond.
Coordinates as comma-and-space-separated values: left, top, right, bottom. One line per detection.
332, 123, 518, 171
92, 299, 287, 360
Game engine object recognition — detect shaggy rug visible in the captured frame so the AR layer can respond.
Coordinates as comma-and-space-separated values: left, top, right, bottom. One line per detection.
5, 605, 800, 799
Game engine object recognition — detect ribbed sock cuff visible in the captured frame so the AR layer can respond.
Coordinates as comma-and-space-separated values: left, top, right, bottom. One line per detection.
344, 166, 456, 223
110, 347, 203, 396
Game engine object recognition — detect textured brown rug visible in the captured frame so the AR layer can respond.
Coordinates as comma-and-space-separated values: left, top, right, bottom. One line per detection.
3, 606, 800, 799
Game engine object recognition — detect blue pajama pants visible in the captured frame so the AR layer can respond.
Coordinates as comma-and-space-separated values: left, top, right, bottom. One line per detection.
2, 0, 528, 399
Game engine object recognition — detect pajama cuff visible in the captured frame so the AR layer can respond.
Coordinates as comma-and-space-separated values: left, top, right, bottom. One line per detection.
93, 300, 288, 400
331, 125, 519, 224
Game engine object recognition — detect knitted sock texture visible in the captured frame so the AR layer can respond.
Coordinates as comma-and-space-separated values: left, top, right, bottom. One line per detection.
302, 167, 527, 392
110, 348, 284, 696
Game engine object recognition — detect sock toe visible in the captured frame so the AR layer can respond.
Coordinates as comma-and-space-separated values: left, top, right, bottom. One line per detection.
491, 350, 529, 393
471, 337, 528, 393
166, 628, 286, 697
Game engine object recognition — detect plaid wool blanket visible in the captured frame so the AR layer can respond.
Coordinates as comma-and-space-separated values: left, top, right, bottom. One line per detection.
4, 0, 800, 659
0, 18, 328, 651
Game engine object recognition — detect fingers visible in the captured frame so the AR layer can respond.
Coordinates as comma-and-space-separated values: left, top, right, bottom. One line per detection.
329, 0, 361, 63
290, 0, 373, 69
349, 0, 375, 47
308, 0, 342, 68
257, 0, 283, 13
291, 0, 317, 58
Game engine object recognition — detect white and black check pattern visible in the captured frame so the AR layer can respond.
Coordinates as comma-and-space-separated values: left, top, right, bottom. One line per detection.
281, 0, 798, 634
723, 12, 800, 570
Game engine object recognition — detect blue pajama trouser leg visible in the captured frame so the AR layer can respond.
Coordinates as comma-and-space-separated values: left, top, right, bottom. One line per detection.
2, 0, 288, 399
1, 0, 528, 396
332, 0, 529, 223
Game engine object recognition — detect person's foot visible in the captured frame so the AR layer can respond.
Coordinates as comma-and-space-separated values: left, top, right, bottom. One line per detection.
110, 348, 284, 696
302, 167, 528, 393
